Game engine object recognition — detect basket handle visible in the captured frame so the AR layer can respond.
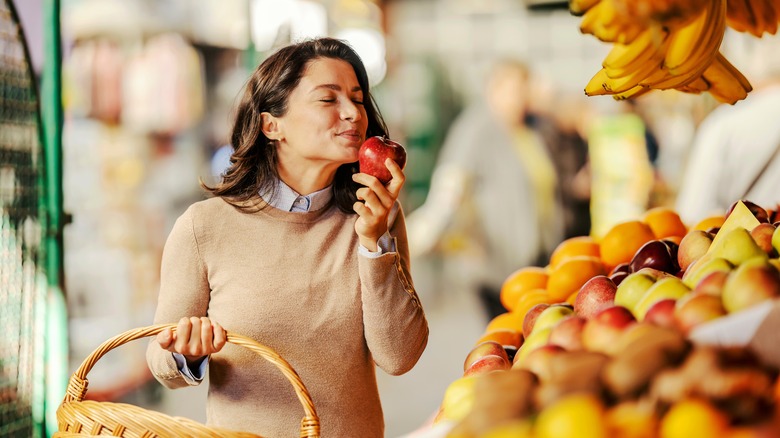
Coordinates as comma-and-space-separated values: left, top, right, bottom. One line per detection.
62, 323, 320, 437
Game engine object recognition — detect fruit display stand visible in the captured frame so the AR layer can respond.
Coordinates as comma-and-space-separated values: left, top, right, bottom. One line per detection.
411, 200, 780, 437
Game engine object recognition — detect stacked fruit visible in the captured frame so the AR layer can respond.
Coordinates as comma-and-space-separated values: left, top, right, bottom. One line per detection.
434, 200, 780, 437
572, 0, 780, 103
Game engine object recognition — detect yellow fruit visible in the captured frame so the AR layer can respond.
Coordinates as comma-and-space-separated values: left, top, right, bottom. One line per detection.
643, 206, 688, 240
550, 236, 601, 269
513, 288, 552, 324
599, 221, 656, 270
500, 267, 549, 311
660, 399, 729, 438
547, 256, 606, 302
535, 393, 608, 438
438, 376, 479, 423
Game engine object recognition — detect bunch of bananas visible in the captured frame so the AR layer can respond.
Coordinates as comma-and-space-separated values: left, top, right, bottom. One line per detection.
728, 0, 780, 36
572, 0, 780, 104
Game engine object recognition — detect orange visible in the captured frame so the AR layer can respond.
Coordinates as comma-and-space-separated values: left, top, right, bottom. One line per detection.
512, 288, 552, 323
643, 207, 688, 240
659, 399, 728, 438
549, 236, 601, 269
599, 220, 656, 270
565, 290, 578, 306
476, 329, 523, 349
693, 215, 726, 232
485, 311, 525, 333
500, 266, 549, 311
547, 255, 606, 302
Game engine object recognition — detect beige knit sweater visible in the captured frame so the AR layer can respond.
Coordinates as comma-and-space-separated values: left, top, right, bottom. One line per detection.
146, 197, 429, 437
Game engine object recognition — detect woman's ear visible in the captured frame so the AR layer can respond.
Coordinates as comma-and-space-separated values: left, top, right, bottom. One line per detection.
260, 112, 282, 141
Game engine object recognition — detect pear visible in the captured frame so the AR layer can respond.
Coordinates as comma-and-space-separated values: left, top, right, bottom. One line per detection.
707, 227, 767, 267
634, 277, 691, 320
682, 257, 734, 289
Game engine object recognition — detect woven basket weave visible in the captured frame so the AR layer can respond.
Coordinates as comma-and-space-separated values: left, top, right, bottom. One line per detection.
54, 324, 320, 437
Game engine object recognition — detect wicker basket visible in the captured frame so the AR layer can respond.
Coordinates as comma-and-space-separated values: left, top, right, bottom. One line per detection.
54, 324, 320, 437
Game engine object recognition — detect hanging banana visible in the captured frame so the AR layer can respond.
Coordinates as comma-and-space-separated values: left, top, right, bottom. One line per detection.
573, 0, 756, 104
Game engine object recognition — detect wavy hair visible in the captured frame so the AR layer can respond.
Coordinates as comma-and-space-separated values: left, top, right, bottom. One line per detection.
203, 37, 388, 213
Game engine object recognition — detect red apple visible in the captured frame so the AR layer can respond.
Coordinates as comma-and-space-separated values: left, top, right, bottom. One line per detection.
582, 305, 636, 355
574, 275, 617, 319
674, 293, 727, 334
464, 341, 510, 371
643, 298, 677, 329
522, 303, 550, 339
548, 315, 586, 351
677, 230, 714, 272
750, 223, 777, 256
463, 354, 510, 377
692, 270, 728, 296
358, 136, 407, 184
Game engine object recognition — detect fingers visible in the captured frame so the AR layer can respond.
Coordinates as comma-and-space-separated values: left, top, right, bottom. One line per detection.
174, 317, 194, 353
356, 186, 386, 213
168, 317, 225, 357
213, 321, 227, 351
384, 158, 405, 197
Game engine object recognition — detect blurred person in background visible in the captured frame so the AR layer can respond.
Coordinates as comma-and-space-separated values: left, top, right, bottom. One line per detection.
406, 59, 564, 321
675, 40, 780, 225
146, 37, 428, 437
528, 91, 593, 238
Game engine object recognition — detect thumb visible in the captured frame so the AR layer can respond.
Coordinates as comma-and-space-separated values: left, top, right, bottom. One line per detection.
157, 328, 175, 349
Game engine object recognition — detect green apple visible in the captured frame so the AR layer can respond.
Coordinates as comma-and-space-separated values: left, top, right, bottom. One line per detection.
513, 327, 552, 366
614, 271, 657, 314
634, 277, 691, 320
721, 257, 780, 313
531, 304, 574, 335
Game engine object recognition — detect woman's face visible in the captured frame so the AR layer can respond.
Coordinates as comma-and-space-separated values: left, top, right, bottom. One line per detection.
273, 57, 368, 168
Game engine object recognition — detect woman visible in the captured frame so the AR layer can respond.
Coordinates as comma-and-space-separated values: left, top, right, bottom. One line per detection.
146, 37, 428, 437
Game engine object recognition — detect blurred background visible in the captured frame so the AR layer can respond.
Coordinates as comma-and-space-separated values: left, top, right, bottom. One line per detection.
3, 0, 780, 436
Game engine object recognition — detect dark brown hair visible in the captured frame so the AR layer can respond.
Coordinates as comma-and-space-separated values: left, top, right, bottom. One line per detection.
203, 37, 388, 213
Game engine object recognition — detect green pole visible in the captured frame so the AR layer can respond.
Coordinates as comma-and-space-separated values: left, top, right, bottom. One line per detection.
41, 0, 68, 436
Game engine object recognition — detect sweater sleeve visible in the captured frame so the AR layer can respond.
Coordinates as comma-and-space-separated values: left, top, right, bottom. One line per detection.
359, 203, 429, 375
146, 205, 211, 389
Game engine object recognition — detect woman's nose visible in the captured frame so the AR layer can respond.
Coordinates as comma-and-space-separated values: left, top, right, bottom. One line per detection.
340, 99, 362, 122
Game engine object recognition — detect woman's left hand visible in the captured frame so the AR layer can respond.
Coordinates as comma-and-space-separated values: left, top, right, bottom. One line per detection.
352, 158, 405, 251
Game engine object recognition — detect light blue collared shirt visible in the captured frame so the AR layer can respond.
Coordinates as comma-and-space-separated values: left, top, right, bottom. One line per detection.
174, 178, 396, 383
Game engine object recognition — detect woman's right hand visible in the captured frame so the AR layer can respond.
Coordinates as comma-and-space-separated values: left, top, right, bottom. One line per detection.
157, 316, 227, 365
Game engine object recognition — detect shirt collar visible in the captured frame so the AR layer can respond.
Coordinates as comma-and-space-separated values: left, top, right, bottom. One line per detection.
260, 179, 333, 212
